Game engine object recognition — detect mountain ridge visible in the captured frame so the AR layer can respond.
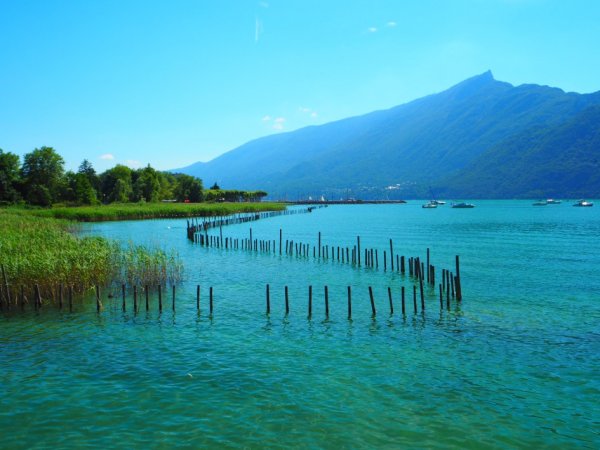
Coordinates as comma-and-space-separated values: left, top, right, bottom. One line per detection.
175, 72, 600, 198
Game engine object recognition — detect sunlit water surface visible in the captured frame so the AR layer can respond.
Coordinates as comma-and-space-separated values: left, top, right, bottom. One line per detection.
1, 201, 599, 448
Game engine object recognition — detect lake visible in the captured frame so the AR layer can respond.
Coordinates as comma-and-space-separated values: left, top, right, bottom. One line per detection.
1, 201, 599, 448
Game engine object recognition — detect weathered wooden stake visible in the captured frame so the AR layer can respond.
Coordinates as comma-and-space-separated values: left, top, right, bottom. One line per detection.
455, 255, 462, 301
413, 285, 417, 313
388, 286, 393, 314
196, 285, 200, 311
209, 286, 214, 315
145, 285, 149, 311
285, 285, 289, 315
324, 285, 329, 318
369, 286, 376, 317
347, 286, 352, 319
158, 284, 163, 312
439, 284, 443, 309
266, 284, 270, 314
172, 285, 176, 312
308, 285, 312, 318
96, 285, 102, 312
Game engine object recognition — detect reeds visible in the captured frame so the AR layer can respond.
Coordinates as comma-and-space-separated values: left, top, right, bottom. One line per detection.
0, 210, 183, 305
26, 202, 285, 222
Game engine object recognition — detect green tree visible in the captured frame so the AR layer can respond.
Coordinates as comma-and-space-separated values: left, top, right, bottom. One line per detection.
100, 165, 133, 203
0, 148, 21, 203
132, 165, 161, 202
173, 173, 204, 202
78, 159, 100, 195
21, 146, 65, 206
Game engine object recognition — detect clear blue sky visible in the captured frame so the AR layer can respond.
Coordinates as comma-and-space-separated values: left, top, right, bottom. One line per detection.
1, 0, 599, 173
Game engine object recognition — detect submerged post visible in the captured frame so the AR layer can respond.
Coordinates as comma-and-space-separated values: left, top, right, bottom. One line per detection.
455, 255, 462, 301
210, 286, 214, 315
347, 286, 352, 319
369, 286, 376, 317
388, 286, 393, 314
196, 285, 200, 311
285, 285, 289, 315
122, 284, 126, 312
308, 285, 312, 319
266, 284, 270, 314
324, 285, 329, 318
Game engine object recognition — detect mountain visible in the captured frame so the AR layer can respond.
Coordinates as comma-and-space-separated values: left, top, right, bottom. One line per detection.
176, 71, 600, 199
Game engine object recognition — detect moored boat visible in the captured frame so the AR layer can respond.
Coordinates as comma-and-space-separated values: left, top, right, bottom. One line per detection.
422, 201, 437, 209
573, 200, 593, 207
451, 202, 475, 208
546, 199, 561, 204
533, 200, 547, 206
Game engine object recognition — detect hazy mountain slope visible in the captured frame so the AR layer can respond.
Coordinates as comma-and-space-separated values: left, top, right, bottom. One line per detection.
176, 71, 600, 198
438, 105, 600, 198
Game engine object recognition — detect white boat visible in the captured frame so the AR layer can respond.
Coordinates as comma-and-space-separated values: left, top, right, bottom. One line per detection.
532, 200, 547, 206
451, 202, 475, 208
546, 199, 561, 204
573, 200, 593, 207
422, 201, 437, 209
430, 200, 446, 205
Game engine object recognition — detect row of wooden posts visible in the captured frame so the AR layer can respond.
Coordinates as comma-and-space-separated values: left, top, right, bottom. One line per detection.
1, 281, 459, 317
186, 206, 324, 241
187, 225, 463, 301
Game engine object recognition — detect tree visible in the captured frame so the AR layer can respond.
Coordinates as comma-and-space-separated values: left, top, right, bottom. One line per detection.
63, 171, 98, 205
210, 182, 220, 190
78, 159, 100, 195
132, 165, 161, 202
173, 173, 204, 202
100, 165, 133, 203
21, 146, 65, 206
0, 149, 21, 203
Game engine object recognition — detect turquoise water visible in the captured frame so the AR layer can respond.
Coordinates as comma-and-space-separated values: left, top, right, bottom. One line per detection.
1, 201, 599, 448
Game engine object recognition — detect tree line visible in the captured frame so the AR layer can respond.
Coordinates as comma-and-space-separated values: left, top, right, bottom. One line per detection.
0, 146, 267, 206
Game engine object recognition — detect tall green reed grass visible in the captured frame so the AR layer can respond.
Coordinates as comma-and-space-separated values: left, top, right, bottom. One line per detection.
0, 210, 183, 305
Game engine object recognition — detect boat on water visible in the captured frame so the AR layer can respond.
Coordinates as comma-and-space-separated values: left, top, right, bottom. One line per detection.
422, 201, 438, 209
546, 199, 562, 204
532, 200, 548, 206
430, 200, 446, 205
573, 200, 594, 207
451, 202, 475, 208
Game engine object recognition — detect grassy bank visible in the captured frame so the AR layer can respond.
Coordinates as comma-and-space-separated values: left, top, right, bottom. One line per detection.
27, 202, 286, 222
0, 210, 182, 304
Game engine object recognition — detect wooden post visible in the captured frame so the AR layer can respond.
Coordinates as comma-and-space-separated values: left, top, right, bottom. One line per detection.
324, 285, 329, 318
419, 273, 425, 311
96, 285, 102, 312
357, 236, 361, 266
383, 251, 387, 271
347, 286, 352, 319
390, 239, 394, 271
158, 284, 162, 312
308, 285, 312, 319
401, 256, 405, 274
145, 285, 149, 311
266, 284, 270, 314
439, 284, 443, 309
172, 285, 176, 312
285, 285, 289, 315
369, 286, 376, 316
279, 229, 282, 255
318, 232, 321, 258
388, 286, 393, 314
455, 255, 462, 301
196, 285, 200, 311
210, 286, 214, 315
58, 283, 63, 309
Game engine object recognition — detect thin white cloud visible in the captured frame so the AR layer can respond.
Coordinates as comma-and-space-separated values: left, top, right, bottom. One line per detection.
100, 153, 115, 160
125, 159, 142, 168
310, 112, 318, 118
255, 17, 263, 42
387, 21, 397, 27
368, 27, 378, 33
262, 115, 272, 121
